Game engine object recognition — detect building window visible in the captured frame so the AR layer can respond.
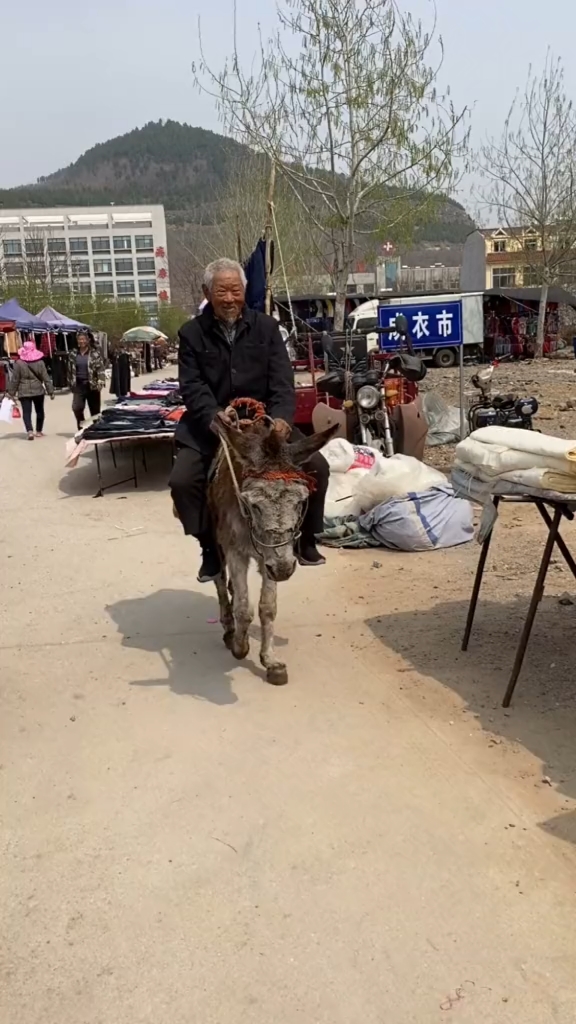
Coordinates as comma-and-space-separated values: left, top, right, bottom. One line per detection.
115, 258, 134, 275
92, 237, 111, 253
71, 260, 90, 277
137, 257, 155, 274
492, 267, 516, 287
138, 279, 157, 295
113, 235, 132, 252
135, 235, 154, 251
5, 262, 24, 278
49, 260, 69, 278
524, 237, 538, 251
95, 280, 114, 295
117, 280, 135, 296
493, 238, 507, 253
523, 266, 540, 286
74, 281, 93, 295
93, 260, 113, 276
25, 239, 44, 256
69, 237, 88, 253
53, 283, 71, 296
47, 238, 67, 253
3, 239, 22, 257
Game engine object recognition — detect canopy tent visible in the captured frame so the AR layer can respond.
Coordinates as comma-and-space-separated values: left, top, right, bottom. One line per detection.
485, 286, 576, 308
36, 305, 90, 330
0, 298, 51, 332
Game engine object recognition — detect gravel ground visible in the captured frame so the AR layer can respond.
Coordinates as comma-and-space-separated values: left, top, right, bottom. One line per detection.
422, 357, 576, 471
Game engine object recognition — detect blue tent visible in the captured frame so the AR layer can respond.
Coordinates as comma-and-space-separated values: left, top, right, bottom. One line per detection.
0, 298, 51, 332
37, 305, 90, 330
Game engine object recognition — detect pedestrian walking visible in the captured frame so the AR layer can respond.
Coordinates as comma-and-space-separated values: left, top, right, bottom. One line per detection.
67, 331, 106, 429
7, 340, 54, 440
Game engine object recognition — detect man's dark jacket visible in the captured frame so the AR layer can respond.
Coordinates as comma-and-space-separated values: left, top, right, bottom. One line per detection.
176, 304, 295, 453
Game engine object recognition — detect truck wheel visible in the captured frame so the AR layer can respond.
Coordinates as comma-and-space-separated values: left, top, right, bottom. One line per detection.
433, 348, 456, 368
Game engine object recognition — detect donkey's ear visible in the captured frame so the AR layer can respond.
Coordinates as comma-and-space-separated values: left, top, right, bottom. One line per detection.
289, 424, 339, 466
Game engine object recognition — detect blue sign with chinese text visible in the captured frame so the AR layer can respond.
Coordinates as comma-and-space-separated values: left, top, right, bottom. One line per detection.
378, 300, 463, 350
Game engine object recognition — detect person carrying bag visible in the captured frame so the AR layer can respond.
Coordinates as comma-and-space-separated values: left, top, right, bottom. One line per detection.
7, 341, 54, 440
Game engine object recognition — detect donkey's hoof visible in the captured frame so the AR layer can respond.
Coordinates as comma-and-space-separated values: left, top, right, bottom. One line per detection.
266, 664, 288, 686
231, 641, 250, 661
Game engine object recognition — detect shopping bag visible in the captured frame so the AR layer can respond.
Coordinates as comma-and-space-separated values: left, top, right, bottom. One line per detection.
0, 397, 14, 423
12, 405, 21, 419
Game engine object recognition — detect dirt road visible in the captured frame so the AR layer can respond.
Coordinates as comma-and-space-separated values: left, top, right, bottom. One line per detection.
2, 380, 576, 1023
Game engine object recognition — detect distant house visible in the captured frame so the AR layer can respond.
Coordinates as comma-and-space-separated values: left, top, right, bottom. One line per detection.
481, 226, 552, 289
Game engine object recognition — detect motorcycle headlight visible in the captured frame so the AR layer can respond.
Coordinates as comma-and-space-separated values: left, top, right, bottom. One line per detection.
356, 385, 380, 410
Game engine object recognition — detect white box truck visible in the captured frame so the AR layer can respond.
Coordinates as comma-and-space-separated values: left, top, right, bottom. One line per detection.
347, 292, 484, 367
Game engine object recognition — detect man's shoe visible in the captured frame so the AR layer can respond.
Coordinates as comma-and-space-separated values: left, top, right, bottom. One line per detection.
296, 541, 326, 566
197, 546, 222, 583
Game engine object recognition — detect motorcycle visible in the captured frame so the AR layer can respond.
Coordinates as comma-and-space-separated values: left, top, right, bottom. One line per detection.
468, 363, 539, 432
315, 316, 428, 456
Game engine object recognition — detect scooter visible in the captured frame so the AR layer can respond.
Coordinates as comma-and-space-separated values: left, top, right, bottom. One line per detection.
468, 363, 539, 432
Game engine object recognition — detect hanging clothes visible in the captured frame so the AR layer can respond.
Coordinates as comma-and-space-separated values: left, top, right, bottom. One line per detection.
110, 352, 131, 397
51, 352, 69, 389
243, 237, 271, 312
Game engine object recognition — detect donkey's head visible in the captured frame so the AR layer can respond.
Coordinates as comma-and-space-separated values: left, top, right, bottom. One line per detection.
216, 419, 336, 582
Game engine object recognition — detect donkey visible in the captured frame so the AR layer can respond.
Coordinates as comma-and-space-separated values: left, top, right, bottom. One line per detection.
208, 415, 336, 685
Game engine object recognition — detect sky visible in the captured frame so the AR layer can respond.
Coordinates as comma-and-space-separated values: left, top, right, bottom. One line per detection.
4, 0, 576, 218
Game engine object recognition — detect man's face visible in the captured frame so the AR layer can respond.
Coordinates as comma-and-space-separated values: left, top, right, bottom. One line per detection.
205, 270, 245, 324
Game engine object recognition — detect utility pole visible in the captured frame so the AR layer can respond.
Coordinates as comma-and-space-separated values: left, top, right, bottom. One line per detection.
264, 159, 276, 315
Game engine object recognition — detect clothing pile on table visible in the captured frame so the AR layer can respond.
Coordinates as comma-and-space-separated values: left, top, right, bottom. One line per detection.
453, 427, 576, 498
318, 439, 473, 552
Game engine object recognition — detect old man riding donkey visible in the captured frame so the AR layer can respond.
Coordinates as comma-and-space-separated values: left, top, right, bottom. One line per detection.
170, 258, 334, 683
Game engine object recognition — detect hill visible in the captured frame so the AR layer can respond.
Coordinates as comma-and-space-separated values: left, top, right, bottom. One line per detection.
0, 120, 475, 243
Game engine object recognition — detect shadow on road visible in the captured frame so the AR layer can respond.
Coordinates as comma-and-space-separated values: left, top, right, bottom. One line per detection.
365, 594, 576, 847
59, 442, 173, 499
106, 587, 270, 706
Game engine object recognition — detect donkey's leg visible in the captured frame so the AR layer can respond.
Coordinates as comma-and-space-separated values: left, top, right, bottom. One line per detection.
259, 570, 288, 685
214, 566, 234, 649
227, 550, 252, 661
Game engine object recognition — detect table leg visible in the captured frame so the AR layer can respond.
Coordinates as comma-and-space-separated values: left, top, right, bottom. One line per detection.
142, 445, 148, 473
94, 445, 103, 498
109, 441, 117, 469
461, 495, 500, 651
534, 500, 576, 579
502, 505, 562, 708
132, 443, 138, 490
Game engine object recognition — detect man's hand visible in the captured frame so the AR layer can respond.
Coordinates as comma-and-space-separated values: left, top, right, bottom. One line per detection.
273, 418, 292, 439
209, 409, 234, 434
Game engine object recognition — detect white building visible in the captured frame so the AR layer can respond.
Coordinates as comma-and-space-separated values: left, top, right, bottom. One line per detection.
0, 204, 170, 314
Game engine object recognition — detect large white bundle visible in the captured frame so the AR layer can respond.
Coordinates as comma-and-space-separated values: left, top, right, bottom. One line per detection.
355, 453, 447, 513
325, 468, 371, 519
455, 436, 576, 478
467, 426, 576, 462
321, 438, 357, 474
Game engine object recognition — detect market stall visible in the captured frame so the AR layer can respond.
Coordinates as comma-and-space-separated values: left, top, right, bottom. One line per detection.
483, 286, 576, 359
65, 379, 183, 496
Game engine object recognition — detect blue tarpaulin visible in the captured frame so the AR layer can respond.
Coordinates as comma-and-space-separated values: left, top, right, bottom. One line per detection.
0, 298, 51, 332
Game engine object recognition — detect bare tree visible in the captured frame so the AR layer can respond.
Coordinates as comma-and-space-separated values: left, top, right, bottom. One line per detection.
195, 0, 468, 328
478, 54, 576, 357
215, 152, 327, 293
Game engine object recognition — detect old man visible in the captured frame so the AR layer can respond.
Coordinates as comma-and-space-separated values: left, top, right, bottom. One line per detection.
170, 257, 329, 582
